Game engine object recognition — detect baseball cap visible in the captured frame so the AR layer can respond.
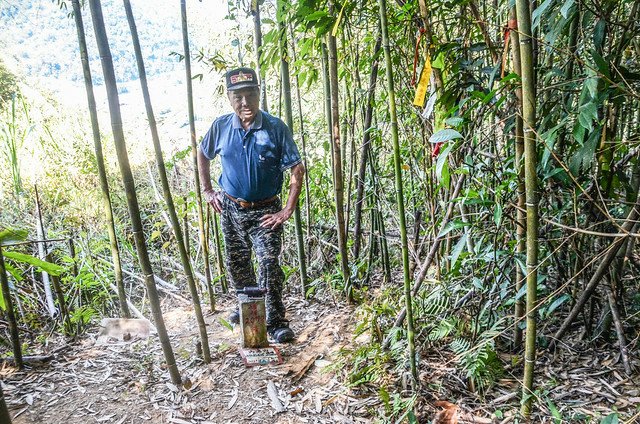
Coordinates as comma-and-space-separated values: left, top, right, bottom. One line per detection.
225, 67, 259, 91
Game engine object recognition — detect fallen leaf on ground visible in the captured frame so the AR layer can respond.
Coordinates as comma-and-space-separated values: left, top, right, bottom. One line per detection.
434, 400, 458, 424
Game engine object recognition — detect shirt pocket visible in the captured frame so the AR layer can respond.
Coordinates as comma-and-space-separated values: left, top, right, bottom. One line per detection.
254, 134, 278, 169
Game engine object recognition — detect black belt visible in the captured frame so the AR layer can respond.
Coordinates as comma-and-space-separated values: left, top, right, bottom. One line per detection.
224, 192, 278, 209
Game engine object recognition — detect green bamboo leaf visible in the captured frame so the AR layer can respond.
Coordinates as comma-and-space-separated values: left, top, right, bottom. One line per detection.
545, 294, 571, 318
590, 49, 610, 79
438, 220, 467, 238
3, 262, 23, 282
578, 101, 597, 132
429, 129, 463, 144
219, 317, 234, 331
2, 251, 65, 276
584, 76, 599, 99
532, 0, 553, 30
494, 203, 503, 227
445, 117, 464, 127
546, 399, 562, 423
449, 234, 467, 270
569, 129, 599, 175
305, 11, 328, 21
331, 1, 347, 37
600, 413, 619, 424
593, 19, 606, 52
560, 0, 574, 18
0, 229, 28, 246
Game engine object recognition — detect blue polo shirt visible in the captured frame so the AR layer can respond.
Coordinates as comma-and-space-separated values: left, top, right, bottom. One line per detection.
199, 111, 302, 202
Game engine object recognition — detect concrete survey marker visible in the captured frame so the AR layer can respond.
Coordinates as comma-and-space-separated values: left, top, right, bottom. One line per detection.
239, 347, 283, 366
237, 287, 283, 367
97, 318, 153, 344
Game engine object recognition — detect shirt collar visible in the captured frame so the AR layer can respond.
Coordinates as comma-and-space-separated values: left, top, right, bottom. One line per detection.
232, 111, 263, 130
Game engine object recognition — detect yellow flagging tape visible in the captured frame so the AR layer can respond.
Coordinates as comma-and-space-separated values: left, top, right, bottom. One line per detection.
413, 55, 432, 107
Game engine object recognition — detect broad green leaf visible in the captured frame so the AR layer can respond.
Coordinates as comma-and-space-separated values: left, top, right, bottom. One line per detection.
593, 19, 606, 52
584, 76, 599, 99
532, 0, 553, 30
546, 399, 562, 423
429, 129, 463, 144
450, 234, 467, 270
494, 203, 503, 227
150, 230, 162, 241
572, 120, 586, 144
0, 229, 28, 246
439, 159, 450, 187
569, 129, 599, 176
445, 117, 464, 127
304, 11, 328, 21
3, 262, 23, 282
219, 317, 233, 331
438, 220, 467, 238
590, 49, 610, 79
515, 283, 527, 301
600, 413, 619, 424
435, 142, 453, 186
578, 101, 597, 132
2, 251, 65, 276
546, 294, 571, 317
560, 0, 574, 18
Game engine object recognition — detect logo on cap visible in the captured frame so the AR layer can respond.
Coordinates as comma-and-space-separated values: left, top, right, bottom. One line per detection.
230, 71, 253, 84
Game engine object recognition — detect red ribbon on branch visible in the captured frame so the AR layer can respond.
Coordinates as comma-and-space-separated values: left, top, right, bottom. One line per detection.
411, 27, 427, 87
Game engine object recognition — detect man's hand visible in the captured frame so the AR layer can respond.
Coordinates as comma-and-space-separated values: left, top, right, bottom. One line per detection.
260, 208, 293, 229
203, 189, 223, 213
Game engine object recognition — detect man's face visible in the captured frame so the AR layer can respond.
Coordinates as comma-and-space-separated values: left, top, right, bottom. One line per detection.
228, 87, 260, 123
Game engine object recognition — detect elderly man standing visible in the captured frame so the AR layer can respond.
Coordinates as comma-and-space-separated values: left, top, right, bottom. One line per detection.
197, 67, 305, 343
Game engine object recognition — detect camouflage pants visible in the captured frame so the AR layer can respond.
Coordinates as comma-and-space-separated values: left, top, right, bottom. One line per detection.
220, 195, 286, 327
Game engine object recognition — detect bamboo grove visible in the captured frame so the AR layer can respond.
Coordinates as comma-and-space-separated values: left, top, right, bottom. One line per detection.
0, 0, 639, 421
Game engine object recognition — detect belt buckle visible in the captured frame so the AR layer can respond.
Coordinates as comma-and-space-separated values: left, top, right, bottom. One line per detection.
237, 197, 251, 209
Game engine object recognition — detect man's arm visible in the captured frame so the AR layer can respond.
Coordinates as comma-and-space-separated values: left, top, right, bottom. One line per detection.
260, 162, 305, 229
197, 148, 222, 213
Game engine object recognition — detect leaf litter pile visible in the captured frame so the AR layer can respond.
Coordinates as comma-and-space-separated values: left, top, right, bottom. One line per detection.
1, 291, 639, 423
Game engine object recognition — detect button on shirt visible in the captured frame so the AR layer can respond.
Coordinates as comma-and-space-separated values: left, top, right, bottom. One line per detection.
200, 111, 302, 202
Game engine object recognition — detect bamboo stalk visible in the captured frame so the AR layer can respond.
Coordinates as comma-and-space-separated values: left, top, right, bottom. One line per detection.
251, 0, 268, 113
70, 0, 130, 319
180, 0, 210, 312
353, 34, 382, 260
326, 2, 351, 300
378, 0, 417, 381
0, 383, 12, 424
88, 0, 181, 385
288, 22, 312, 238
123, 0, 211, 363
277, 0, 308, 296
515, 0, 539, 415
0, 246, 23, 369
509, 6, 526, 351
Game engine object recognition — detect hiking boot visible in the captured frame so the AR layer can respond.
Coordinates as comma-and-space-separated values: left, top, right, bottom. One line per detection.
268, 325, 295, 343
228, 309, 240, 325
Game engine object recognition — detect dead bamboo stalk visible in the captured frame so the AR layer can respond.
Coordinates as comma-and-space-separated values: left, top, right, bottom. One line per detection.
552, 192, 640, 345
34, 185, 56, 317
604, 283, 632, 374
383, 175, 465, 348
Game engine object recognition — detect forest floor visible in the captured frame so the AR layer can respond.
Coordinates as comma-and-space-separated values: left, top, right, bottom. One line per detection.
2, 289, 639, 423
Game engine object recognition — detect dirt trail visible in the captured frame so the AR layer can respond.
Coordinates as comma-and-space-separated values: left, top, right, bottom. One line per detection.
2, 295, 376, 423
